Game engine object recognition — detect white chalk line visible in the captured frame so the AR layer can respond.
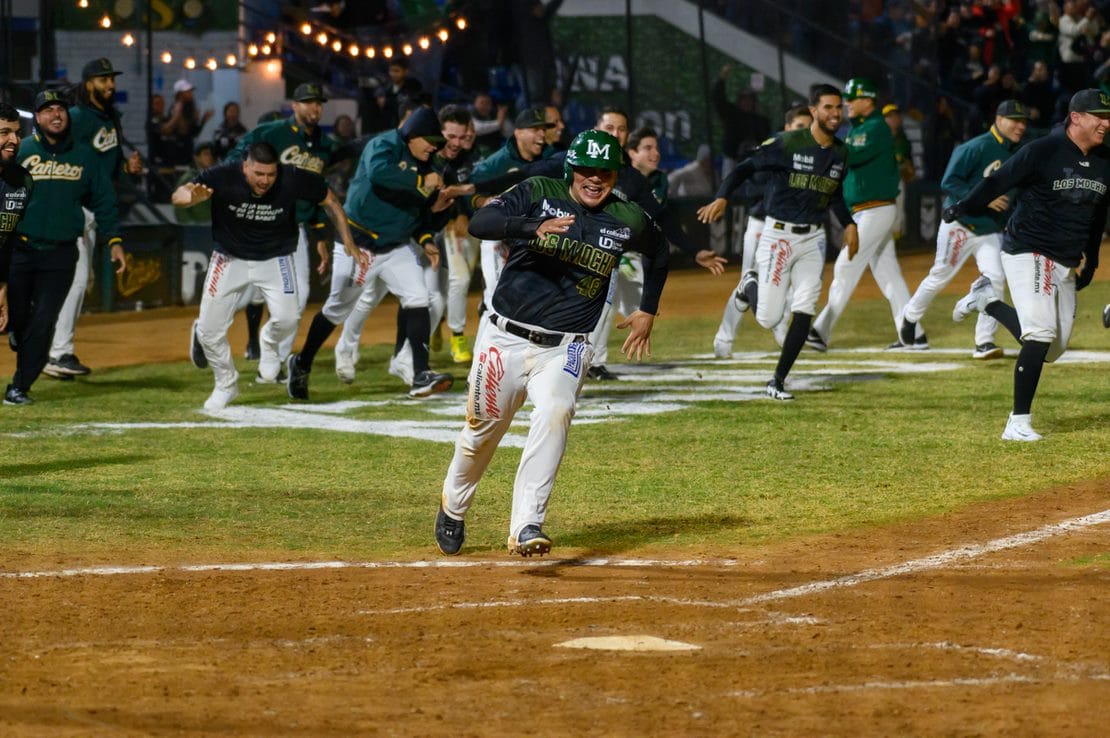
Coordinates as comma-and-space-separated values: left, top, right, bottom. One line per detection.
728, 674, 1041, 698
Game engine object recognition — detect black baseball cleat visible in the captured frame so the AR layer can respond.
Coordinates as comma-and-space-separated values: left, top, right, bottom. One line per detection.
512, 525, 552, 557
286, 353, 310, 400
245, 338, 261, 361
898, 317, 916, 348
45, 353, 91, 376
190, 320, 208, 369
1103, 304, 1110, 328
765, 378, 795, 401
972, 342, 1004, 360
587, 364, 619, 380
434, 504, 466, 555
805, 328, 827, 352
409, 370, 454, 398
3, 385, 33, 405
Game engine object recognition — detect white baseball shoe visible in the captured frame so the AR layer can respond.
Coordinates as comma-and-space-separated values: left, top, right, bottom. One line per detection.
334, 346, 357, 384
952, 276, 996, 322
765, 378, 794, 401
204, 385, 240, 411
713, 339, 732, 359
388, 353, 414, 386
1001, 413, 1042, 442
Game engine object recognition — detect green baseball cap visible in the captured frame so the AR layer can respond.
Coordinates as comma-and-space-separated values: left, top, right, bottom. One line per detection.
33, 89, 67, 112
1068, 89, 1110, 115
843, 77, 878, 101
995, 99, 1027, 120
82, 57, 123, 81
293, 82, 328, 103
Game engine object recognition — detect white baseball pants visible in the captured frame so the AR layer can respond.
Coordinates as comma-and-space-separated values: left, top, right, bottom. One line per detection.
445, 228, 480, 334
197, 252, 300, 391
1002, 252, 1076, 363
442, 313, 593, 542
812, 203, 918, 342
902, 220, 1004, 346
322, 241, 428, 328
754, 222, 825, 328
715, 216, 763, 347
49, 208, 95, 358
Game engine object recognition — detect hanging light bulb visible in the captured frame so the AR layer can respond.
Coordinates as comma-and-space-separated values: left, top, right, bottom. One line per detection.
348, 44, 360, 57
247, 43, 259, 57
225, 54, 237, 66
331, 39, 342, 53
184, 57, 196, 70
100, 14, 112, 28
121, 33, 135, 47
300, 22, 312, 35
402, 43, 413, 56
204, 58, 218, 71
382, 46, 393, 59
418, 37, 430, 50
78, 0, 90, 8
265, 32, 276, 44
265, 60, 280, 75
316, 32, 328, 46
437, 29, 449, 43
365, 47, 376, 58
161, 51, 173, 64
456, 17, 468, 30
260, 43, 272, 55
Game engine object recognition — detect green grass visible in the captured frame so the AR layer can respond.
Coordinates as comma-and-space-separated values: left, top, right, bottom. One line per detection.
2, 282, 1108, 561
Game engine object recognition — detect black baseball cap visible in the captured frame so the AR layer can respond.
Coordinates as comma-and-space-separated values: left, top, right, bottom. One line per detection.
1068, 89, 1110, 115
995, 99, 1027, 120
293, 82, 328, 103
400, 106, 445, 144
514, 105, 555, 130
82, 57, 123, 81
33, 90, 67, 112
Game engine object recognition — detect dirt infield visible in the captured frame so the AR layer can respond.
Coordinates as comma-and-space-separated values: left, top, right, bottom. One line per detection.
2, 254, 1108, 734
2, 482, 1107, 736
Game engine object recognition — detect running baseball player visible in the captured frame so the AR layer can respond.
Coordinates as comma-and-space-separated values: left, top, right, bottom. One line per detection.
286, 107, 459, 400
0, 103, 34, 373
43, 58, 142, 381
712, 104, 813, 358
6, 91, 127, 406
807, 78, 923, 351
697, 84, 858, 400
172, 141, 359, 411
943, 88, 1108, 441
896, 100, 1027, 357
434, 129, 669, 557
218, 82, 339, 369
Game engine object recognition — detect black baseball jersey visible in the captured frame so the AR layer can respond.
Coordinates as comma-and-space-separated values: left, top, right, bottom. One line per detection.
0, 162, 34, 281
195, 161, 328, 260
717, 128, 854, 227
469, 176, 669, 333
957, 127, 1110, 267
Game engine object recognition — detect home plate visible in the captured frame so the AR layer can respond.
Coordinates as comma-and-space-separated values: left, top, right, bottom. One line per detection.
555, 635, 701, 652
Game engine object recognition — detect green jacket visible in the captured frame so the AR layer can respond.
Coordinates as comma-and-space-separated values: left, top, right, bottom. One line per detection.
229, 116, 338, 225
68, 103, 124, 180
941, 125, 1020, 235
842, 110, 900, 208
15, 131, 121, 249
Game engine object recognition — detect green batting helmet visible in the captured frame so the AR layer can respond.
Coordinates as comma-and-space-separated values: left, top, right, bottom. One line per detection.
843, 77, 879, 101
564, 129, 623, 181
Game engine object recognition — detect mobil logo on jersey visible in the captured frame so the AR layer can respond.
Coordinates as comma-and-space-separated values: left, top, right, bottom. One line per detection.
792, 152, 815, 171
541, 198, 571, 218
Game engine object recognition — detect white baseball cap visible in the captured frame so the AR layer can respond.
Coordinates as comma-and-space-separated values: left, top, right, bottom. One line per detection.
173, 79, 195, 94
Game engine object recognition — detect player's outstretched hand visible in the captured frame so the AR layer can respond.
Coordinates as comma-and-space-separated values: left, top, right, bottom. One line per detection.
182, 183, 213, 206
695, 249, 727, 275
110, 243, 127, 275
618, 310, 655, 362
536, 215, 574, 238
424, 242, 441, 270
696, 198, 727, 224
843, 223, 859, 260
986, 194, 1010, 212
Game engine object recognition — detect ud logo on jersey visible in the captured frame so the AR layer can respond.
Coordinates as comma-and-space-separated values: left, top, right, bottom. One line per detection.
586, 140, 610, 158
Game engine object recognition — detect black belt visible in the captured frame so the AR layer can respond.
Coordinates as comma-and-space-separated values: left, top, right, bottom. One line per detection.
491, 314, 584, 347
772, 221, 814, 234
17, 235, 76, 247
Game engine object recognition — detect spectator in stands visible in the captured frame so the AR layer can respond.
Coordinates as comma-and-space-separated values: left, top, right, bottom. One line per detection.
212, 102, 246, 161
923, 94, 961, 181
883, 103, 916, 240
974, 64, 1009, 130
1023, 8, 1059, 71
955, 43, 988, 100
668, 143, 715, 198
712, 64, 770, 173
1022, 59, 1057, 127
1056, 0, 1100, 93
543, 104, 570, 151
145, 93, 174, 202
512, 0, 564, 105
328, 113, 357, 147
470, 91, 508, 156
377, 58, 423, 131
162, 80, 213, 168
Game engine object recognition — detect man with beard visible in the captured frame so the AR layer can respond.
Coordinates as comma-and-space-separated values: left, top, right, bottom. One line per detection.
42, 58, 141, 382
5, 91, 127, 406
0, 103, 34, 344
218, 82, 339, 370
697, 84, 858, 401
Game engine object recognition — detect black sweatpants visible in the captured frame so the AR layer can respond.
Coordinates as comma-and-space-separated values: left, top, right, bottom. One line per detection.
7, 241, 77, 392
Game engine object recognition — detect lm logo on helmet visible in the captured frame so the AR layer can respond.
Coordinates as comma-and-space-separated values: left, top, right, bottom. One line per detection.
586, 140, 610, 159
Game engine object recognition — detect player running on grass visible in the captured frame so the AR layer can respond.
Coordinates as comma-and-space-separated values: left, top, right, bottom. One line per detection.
698, 84, 858, 401
943, 89, 1107, 441
434, 130, 668, 558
